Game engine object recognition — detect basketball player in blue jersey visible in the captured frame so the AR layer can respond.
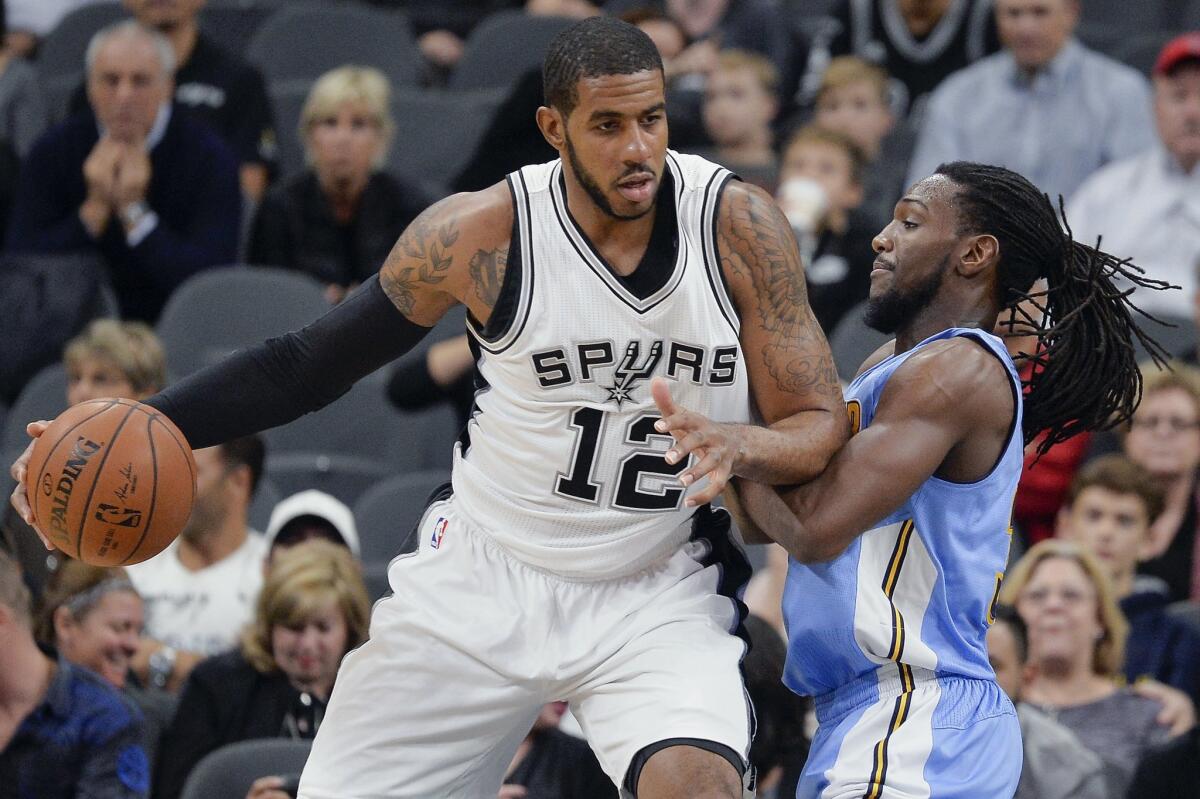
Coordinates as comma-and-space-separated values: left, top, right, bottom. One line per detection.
659, 162, 1168, 798
11, 17, 849, 799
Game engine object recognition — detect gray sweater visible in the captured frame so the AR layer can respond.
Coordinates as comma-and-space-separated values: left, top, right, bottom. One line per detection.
1016, 703, 1107, 799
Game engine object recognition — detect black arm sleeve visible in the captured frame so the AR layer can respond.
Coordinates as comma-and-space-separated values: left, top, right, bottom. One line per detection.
143, 275, 432, 449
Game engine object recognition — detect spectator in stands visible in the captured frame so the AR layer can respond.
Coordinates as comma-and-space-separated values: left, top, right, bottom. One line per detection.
6, 20, 241, 323
0, 550, 150, 799
248, 66, 429, 304
775, 125, 875, 333
35, 561, 175, 770
263, 489, 361, 571
0, 319, 166, 599
1000, 539, 1175, 795
812, 56, 909, 230
696, 49, 780, 191
154, 541, 370, 799
1123, 364, 1200, 603
825, 0, 999, 118
1066, 32, 1200, 320
124, 435, 267, 693
498, 701, 614, 798
1059, 455, 1200, 704
986, 603, 1107, 799
0, 2, 46, 158
77, 0, 277, 200
907, 0, 1155, 200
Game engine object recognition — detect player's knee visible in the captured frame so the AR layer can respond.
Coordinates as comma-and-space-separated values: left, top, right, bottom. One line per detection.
633, 743, 743, 799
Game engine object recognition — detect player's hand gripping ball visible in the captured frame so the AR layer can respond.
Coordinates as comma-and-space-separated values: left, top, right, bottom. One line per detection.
26, 399, 195, 565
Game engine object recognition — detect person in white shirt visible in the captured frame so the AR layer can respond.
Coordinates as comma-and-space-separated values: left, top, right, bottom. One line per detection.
125, 435, 267, 692
1067, 32, 1200, 320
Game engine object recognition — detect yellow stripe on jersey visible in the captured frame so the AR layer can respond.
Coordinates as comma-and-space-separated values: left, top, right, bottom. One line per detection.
864, 664, 916, 799
882, 520, 914, 662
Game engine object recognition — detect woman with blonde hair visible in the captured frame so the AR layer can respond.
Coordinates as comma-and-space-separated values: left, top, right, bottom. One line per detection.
153, 541, 370, 799
248, 65, 430, 303
999, 539, 1174, 795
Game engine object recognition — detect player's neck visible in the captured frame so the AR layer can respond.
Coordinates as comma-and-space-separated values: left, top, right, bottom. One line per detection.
894, 302, 998, 354
562, 177, 657, 273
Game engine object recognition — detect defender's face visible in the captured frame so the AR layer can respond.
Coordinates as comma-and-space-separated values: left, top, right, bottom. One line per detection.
870, 175, 960, 302
560, 70, 668, 220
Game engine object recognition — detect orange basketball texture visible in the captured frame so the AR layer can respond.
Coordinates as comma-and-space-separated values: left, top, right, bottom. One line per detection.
27, 399, 196, 566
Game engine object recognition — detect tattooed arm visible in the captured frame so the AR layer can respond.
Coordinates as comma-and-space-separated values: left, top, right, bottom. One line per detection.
652, 181, 847, 501
379, 181, 513, 326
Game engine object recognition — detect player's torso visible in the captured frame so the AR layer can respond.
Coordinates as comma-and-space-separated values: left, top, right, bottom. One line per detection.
782, 328, 1022, 697
451, 152, 751, 579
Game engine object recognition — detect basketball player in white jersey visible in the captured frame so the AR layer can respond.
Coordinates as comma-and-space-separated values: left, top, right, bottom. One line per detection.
12, 17, 847, 798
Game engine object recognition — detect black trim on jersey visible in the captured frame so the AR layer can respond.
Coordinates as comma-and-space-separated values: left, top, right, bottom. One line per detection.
457, 335, 492, 458
939, 332, 1022, 485
701, 168, 740, 335
470, 181, 523, 343
549, 164, 685, 314
469, 171, 535, 355
624, 737, 747, 796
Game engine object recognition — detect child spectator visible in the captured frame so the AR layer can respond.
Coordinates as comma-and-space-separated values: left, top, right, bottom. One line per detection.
696, 49, 780, 192
776, 125, 875, 333
1059, 454, 1200, 703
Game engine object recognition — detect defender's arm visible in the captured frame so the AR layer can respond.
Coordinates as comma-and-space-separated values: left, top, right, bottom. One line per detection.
737, 340, 1010, 562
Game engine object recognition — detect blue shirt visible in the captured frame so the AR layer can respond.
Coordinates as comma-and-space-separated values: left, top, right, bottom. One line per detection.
782, 328, 1023, 700
907, 39, 1155, 200
0, 659, 149, 799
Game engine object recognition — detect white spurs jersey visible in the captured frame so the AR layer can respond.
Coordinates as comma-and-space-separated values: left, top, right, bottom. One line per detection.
451, 151, 752, 579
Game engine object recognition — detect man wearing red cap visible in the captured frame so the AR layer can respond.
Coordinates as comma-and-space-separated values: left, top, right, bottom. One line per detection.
1068, 32, 1200, 320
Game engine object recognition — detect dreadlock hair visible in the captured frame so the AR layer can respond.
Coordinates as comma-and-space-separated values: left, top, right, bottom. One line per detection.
934, 162, 1173, 455
543, 16, 664, 118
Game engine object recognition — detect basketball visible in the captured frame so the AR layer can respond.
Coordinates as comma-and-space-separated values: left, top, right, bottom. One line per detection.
25, 398, 196, 566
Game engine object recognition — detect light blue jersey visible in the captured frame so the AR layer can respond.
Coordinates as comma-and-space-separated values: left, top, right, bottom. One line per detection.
783, 328, 1023, 798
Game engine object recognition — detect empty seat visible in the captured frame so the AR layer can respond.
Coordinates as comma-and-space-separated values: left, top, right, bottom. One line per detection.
265, 452, 395, 507
197, 4, 273, 55
353, 468, 450, 565
1, 364, 67, 459
450, 11, 574, 91
181, 739, 311, 799
155, 266, 329, 378
386, 87, 506, 197
266, 79, 310, 180
35, 3, 129, 122
246, 3, 420, 88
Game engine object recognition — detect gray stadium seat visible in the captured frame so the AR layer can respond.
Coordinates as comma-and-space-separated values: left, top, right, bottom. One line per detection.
386, 88, 507, 198
246, 476, 282, 534
180, 739, 311, 799
263, 371, 393, 462
1167, 599, 1200, 634
245, 3, 420, 88
353, 469, 450, 565
450, 11, 575, 91
35, 3, 129, 122
1, 364, 68, 459
265, 452, 395, 507
383, 404, 460, 472
155, 266, 329, 378
1134, 313, 1198, 364
1115, 31, 1178, 76
829, 301, 891, 381
266, 79, 310, 180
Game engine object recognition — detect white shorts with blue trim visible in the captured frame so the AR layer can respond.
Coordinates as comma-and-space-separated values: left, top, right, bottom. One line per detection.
798, 665, 1021, 799
296, 494, 754, 799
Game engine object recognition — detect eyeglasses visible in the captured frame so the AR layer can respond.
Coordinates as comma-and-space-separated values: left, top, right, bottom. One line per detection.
1130, 415, 1200, 433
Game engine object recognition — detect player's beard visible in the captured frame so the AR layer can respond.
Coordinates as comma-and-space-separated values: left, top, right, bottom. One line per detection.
563, 132, 655, 221
864, 256, 949, 334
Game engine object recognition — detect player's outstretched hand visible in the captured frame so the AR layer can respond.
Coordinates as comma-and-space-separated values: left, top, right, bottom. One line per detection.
8, 421, 54, 551
650, 377, 741, 507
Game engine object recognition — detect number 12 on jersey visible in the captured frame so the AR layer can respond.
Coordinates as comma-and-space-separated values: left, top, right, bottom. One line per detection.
555, 407, 690, 512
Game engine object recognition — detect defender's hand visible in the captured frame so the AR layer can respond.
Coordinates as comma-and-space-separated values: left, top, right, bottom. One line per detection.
8, 421, 54, 550
650, 377, 741, 507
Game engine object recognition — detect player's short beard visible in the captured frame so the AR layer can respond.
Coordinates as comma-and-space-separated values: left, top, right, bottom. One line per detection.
563, 131, 654, 221
864, 256, 948, 334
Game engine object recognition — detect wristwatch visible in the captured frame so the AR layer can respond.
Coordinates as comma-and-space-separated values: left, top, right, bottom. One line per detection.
119, 200, 151, 230
148, 645, 177, 689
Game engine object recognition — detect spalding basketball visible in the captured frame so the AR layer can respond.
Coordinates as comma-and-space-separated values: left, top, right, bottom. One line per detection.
26, 398, 196, 566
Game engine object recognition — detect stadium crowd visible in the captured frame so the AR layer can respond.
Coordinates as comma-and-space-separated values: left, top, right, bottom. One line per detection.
1, 0, 1199, 797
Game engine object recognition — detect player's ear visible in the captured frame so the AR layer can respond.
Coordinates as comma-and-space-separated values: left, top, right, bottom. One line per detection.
958, 233, 1000, 278
536, 105, 566, 151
